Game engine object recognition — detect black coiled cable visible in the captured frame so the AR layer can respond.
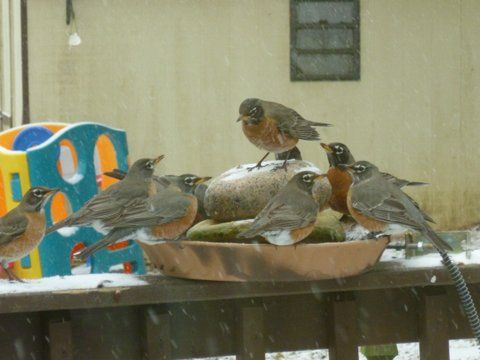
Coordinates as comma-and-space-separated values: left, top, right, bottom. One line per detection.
439, 250, 480, 344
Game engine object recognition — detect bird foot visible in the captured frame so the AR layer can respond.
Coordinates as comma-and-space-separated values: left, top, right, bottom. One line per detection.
247, 163, 268, 172
4, 267, 25, 282
270, 163, 289, 172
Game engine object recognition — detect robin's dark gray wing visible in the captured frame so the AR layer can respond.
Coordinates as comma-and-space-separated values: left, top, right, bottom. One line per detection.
351, 177, 451, 251
357, 175, 434, 223
239, 190, 318, 238
265, 101, 330, 141
381, 172, 428, 188
351, 179, 425, 229
0, 210, 28, 246
46, 181, 149, 233
381, 172, 433, 223
113, 191, 194, 228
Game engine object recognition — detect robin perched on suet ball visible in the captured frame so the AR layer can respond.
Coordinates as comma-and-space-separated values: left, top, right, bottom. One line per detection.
237, 98, 330, 170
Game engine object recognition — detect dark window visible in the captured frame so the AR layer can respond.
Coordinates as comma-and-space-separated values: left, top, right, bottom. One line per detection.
290, 0, 360, 81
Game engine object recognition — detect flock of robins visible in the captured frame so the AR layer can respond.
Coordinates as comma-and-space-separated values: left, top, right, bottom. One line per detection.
0, 98, 452, 281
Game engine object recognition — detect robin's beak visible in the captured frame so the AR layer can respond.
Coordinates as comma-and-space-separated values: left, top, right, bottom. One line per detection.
236, 115, 247, 123
194, 176, 212, 185
44, 188, 60, 202
153, 155, 165, 165
320, 143, 333, 153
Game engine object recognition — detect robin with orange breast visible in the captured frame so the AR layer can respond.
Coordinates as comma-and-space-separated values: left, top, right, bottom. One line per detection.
74, 176, 210, 259
341, 160, 451, 248
237, 98, 330, 170
0, 187, 58, 281
46, 156, 164, 236
320, 142, 428, 216
103, 171, 211, 223
238, 171, 326, 245
343, 161, 480, 344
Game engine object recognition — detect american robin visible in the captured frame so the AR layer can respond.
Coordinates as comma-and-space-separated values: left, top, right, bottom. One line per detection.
0, 187, 59, 281
238, 171, 325, 245
237, 98, 330, 170
74, 177, 210, 260
275, 146, 302, 161
320, 142, 428, 215
104, 170, 211, 223
46, 156, 164, 235
341, 160, 452, 251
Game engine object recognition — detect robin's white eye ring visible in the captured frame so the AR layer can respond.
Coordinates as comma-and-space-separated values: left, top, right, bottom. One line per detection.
335, 147, 344, 154
249, 106, 258, 115
146, 162, 154, 170
185, 177, 195, 186
302, 174, 312, 182
355, 165, 366, 172
33, 189, 42, 197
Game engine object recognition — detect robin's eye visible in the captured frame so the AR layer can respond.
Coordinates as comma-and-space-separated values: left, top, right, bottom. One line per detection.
355, 165, 366, 173
249, 107, 258, 116
185, 177, 195, 186
334, 147, 344, 155
146, 161, 154, 170
302, 174, 312, 183
33, 189, 42, 197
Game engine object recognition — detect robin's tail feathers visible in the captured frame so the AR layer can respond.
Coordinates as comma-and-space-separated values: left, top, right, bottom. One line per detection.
46, 218, 73, 235
74, 237, 113, 261
104, 168, 126, 180
74, 229, 133, 261
307, 120, 331, 128
424, 227, 453, 252
405, 181, 429, 187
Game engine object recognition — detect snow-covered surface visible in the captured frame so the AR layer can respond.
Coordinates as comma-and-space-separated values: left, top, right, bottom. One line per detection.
221, 160, 320, 181
56, 226, 79, 237
0, 273, 147, 294
198, 340, 478, 359
380, 248, 480, 267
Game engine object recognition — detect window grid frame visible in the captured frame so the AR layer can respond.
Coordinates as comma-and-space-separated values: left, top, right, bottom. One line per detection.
290, 0, 360, 81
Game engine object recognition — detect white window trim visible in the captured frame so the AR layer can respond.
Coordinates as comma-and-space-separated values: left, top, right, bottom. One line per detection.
1, 0, 23, 128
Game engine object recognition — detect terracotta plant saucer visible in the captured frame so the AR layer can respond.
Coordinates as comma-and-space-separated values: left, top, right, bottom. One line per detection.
140, 237, 389, 282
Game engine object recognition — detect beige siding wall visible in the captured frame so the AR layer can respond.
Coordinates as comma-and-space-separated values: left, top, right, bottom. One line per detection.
27, 0, 480, 229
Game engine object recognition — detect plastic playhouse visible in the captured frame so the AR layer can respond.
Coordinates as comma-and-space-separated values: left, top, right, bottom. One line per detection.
0, 122, 146, 279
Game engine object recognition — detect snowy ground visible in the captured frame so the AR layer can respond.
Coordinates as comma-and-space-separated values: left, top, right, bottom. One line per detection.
197, 340, 478, 359
0, 273, 146, 294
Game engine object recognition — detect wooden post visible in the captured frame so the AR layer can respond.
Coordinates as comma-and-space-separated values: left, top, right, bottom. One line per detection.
236, 302, 265, 360
419, 287, 450, 360
141, 305, 172, 360
47, 315, 73, 360
327, 292, 359, 360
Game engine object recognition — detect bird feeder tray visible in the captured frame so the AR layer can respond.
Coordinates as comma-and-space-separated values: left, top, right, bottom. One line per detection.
140, 237, 389, 282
